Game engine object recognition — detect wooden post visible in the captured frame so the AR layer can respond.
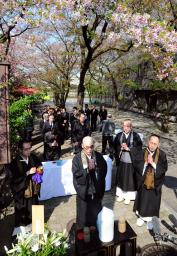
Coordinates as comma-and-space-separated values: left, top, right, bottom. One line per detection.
32, 205, 44, 235
0, 63, 10, 164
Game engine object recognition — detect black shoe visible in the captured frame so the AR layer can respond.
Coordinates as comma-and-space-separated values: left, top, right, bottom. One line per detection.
20, 215, 31, 226
24, 217, 32, 225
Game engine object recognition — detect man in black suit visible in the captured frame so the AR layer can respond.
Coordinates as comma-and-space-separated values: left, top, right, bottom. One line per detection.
42, 114, 57, 135
84, 104, 91, 125
99, 105, 107, 122
72, 136, 107, 229
90, 105, 99, 131
42, 114, 61, 160
72, 113, 91, 154
61, 107, 69, 140
70, 107, 78, 131
39, 112, 49, 132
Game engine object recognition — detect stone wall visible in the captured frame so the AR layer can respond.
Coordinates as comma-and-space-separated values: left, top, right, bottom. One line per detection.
118, 90, 177, 122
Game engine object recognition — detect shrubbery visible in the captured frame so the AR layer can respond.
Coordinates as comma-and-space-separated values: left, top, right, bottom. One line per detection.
9, 93, 44, 153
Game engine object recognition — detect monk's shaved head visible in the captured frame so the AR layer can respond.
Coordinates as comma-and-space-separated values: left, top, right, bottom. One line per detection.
122, 119, 132, 127
122, 119, 132, 134
82, 136, 94, 147
148, 135, 160, 152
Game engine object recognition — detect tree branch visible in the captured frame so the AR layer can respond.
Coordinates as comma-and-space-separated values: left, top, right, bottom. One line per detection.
82, 25, 92, 52
91, 13, 100, 32
169, 0, 177, 19
11, 26, 32, 38
93, 21, 108, 52
92, 41, 133, 62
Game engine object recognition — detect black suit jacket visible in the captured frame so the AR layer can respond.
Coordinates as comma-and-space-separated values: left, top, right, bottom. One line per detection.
99, 109, 107, 121
42, 121, 58, 136
91, 109, 99, 122
72, 121, 91, 143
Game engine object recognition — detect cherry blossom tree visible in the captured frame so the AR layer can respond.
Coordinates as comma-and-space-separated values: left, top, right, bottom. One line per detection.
40, 0, 177, 107
9, 19, 78, 106
33, 22, 78, 106
0, 0, 42, 59
4, 1, 177, 108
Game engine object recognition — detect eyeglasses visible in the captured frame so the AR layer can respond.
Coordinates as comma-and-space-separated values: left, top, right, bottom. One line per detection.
123, 125, 131, 128
23, 147, 32, 151
84, 145, 94, 150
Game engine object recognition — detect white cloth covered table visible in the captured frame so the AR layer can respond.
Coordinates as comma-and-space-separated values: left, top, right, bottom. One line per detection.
39, 155, 112, 200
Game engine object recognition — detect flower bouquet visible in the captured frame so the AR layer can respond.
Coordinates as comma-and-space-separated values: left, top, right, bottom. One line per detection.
5, 228, 68, 256
32, 166, 44, 185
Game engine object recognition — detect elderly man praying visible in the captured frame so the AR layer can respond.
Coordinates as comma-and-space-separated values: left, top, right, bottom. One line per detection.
72, 136, 107, 230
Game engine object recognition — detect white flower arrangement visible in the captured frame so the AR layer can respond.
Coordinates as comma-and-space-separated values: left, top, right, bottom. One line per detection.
5, 228, 68, 256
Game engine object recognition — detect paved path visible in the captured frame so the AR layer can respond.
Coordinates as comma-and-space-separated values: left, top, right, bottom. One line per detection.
0, 109, 177, 255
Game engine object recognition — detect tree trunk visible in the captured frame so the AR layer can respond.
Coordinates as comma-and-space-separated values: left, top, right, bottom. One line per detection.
64, 87, 70, 104
161, 93, 169, 133
60, 93, 65, 107
87, 87, 92, 104
77, 35, 93, 108
105, 66, 120, 103
77, 69, 86, 108
54, 92, 60, 106
77, 62, 91, 108
110, 74, 120, 103
62, 80, 70, 107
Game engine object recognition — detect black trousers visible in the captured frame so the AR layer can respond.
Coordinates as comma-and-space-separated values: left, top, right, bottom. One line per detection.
64, 124, 69, 140
102, 135, 113, 154
76, 195, 102, 230
91, 120, 97, 131
14, 194, 38, 227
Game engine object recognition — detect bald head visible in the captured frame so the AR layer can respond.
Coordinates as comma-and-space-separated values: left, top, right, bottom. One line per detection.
122, 119, 132, 134
148, 135, 160, 152
82, 136, 94, 147
82, 136, 94, 156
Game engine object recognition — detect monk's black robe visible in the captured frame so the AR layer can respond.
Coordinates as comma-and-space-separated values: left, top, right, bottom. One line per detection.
72, 151, 107, 230
132, 148, 168, 217
114, 131, 142, 191
10, 154, 42, 227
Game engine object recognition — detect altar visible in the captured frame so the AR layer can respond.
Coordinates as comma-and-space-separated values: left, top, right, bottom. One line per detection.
39, 155, 112, 201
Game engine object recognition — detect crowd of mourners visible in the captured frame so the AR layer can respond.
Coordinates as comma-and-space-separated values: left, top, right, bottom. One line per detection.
0, 102, 168, 241
39, 104, 113, 160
